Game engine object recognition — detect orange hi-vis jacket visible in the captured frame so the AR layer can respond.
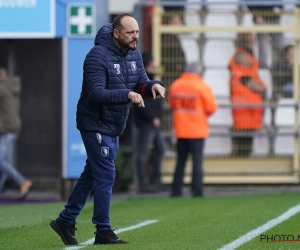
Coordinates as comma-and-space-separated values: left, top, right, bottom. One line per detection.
229, 47, 265, 130
168, 72, 218, 138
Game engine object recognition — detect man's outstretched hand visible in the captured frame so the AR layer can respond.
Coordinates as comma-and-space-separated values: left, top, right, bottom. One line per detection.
128, 91, 145, 107
152, 83, 166, 99
128, 83, 165, 107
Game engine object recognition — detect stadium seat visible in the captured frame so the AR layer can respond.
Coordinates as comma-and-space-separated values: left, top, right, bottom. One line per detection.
204, 13, 237, 40
283, 3, 296, 11
263, 106, 272, 127
184, 0, 202, 39
274, 127, 297, 156
178, 35, 201, 63
274, 98, 298, 126
251, 131, 270, 156
208, 98, 233, 126
205, 0, 239, 12
241, 13, 254, 26
258, 68, 273, 101
184, 0, 202, 26
280, 13, 294, 45
204, 127, 232, 156
203, 68, 230, 98
274, 98, 300, 156
203, 40, 236, 68
254, 41, 273, 69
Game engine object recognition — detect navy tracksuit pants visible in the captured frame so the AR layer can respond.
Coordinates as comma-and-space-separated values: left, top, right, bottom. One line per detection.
59, 131, 119, 235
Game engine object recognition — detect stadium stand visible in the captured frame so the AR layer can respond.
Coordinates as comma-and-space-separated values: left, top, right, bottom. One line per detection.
241, 12, 254, 26
251, 131, 271, 156
178, 35, 201, 63
151, 0, 300, 185
202, 40, 236, 68
204, 127, 233, 156
203, 68, 231, 98
258, 68, 273, 100
263, 106, 272, 127
274, 127, 297, 155
274, 98, 299, 155
280, 13, 294, 45
204, 13, 238, 39
274, 98, 297, 126
205, 0, 239, 12
208, 98, 233, 126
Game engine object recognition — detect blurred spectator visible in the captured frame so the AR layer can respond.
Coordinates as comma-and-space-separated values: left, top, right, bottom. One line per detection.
229, 33, 267, 157
161, 0, 186, 89
133, 51, 165, 193
245, 0, 283, 68
168, 62, 218, 197
163, 0, 185, 25
0, 67, 32, 199
272, 44, 294, 99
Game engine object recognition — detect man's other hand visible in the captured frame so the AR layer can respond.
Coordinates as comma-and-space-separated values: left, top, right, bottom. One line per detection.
152, 84, 166, 99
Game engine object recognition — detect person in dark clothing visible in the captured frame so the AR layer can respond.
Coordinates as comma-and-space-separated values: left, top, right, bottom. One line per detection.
50, 13, 165, 246
162, 0, 185, 25
245, 0, 283, 68
0, 67, 32, 199
161, 0, 186, 90
272, 44, 294, 99
133, 51, 165, 193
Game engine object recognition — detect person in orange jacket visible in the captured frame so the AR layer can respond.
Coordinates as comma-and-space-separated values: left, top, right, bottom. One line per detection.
229, 33, 266, 157
168, 62, 218, 197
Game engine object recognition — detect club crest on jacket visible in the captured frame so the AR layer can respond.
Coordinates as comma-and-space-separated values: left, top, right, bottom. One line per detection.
101, 147, 109, 156
130, 61, 137, 71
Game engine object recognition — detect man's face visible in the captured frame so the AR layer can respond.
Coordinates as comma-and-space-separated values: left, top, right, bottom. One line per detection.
114, 16, 139, 50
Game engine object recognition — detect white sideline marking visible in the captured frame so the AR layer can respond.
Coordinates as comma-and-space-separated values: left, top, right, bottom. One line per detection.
218, 204, 300, 250
64, 219, 158, 250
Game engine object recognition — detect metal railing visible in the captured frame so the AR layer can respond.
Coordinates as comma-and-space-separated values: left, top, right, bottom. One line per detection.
139, 1, 300, 183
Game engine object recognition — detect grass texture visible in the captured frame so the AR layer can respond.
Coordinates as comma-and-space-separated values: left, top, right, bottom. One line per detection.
0, 192, 300, 250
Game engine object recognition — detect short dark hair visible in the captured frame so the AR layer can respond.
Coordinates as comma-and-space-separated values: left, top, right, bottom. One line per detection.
112, 13, 134, 30
141, 51, 153, 68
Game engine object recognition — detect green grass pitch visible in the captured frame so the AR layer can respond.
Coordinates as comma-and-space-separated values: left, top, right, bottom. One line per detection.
0, 192, 300, 250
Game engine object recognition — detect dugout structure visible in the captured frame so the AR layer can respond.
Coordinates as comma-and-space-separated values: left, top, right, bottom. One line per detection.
147, 1, 300, 184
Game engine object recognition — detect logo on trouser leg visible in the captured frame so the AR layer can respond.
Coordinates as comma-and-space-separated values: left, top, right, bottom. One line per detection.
101, 147, 109, 156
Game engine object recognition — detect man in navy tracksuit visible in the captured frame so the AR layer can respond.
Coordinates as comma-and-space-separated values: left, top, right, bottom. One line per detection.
50, 13, 165, 245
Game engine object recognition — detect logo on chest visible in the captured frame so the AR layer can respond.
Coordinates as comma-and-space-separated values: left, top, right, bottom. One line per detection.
130, 61, 137, 71
101, 146, 109, 157
114, 64, 121, 74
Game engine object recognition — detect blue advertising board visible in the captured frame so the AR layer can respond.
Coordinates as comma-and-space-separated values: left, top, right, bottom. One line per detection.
63, 38, 94, 178
62, 1, 94, 178
0, 0, 55, 38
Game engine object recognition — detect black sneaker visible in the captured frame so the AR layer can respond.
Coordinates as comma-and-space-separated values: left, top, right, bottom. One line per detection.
94, 230, 128, 244
50, 218, 78, 245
